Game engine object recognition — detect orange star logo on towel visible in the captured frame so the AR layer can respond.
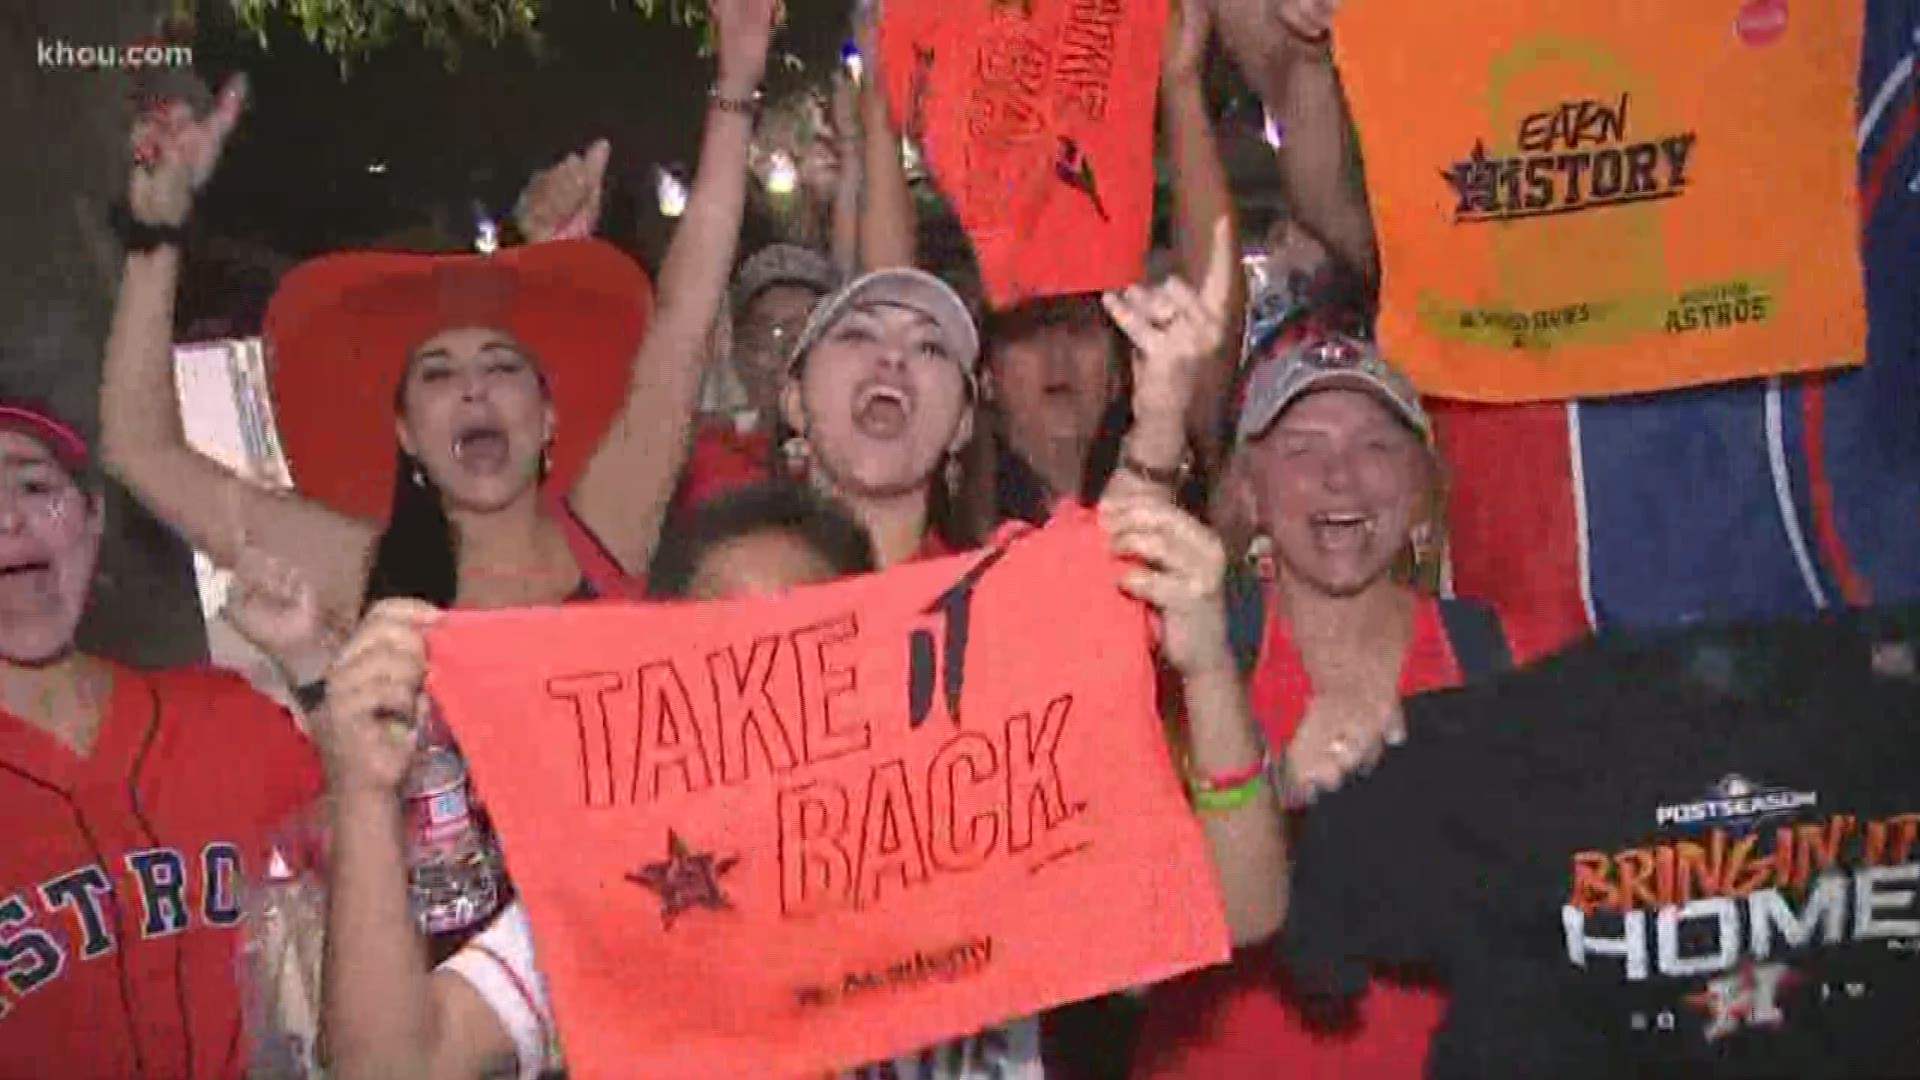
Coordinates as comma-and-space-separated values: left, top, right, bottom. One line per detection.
627, 831, 740, 930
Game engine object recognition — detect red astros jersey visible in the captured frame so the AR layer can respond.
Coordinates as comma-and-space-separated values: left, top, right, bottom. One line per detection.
0, 663, 322, 1080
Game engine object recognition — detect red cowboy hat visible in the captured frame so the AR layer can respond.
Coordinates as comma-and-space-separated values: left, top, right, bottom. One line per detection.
265, 238, 652, 521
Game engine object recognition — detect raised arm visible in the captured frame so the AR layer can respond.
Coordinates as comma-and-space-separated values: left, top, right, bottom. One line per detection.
102, 78, 376, 622
1160, 0, 1245, 477
1102, 215, 1236, 504
855, 9, 918, 271
826, 74, 865, 275
1101, 220, 1286, 943
567, 0, 776, 575
1214, 0, 1377, 283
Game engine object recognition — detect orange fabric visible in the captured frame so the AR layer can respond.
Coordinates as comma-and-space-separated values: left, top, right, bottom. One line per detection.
1134, 594, 1574, 1079
880, 0, 1168, 306
266, 239, 652, 520
1334, 1, 1864, 401
425, 509, 1228, 1079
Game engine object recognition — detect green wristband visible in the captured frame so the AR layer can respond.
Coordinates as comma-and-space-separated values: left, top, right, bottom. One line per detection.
1190, 775, 1267, 813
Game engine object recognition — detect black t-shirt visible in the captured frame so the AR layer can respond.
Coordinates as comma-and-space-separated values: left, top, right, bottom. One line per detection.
1280, 609, 1920, 1079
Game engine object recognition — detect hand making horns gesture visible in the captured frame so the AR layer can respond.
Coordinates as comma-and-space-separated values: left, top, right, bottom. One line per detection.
128, 73, 246, 228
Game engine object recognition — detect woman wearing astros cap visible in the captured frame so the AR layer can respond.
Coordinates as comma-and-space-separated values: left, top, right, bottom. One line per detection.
1131, 314, 1575, 1080
101, 3, 770, 641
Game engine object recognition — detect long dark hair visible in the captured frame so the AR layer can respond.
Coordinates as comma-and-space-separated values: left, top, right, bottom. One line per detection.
359, 345, 558, 613
360, 450, 458, 612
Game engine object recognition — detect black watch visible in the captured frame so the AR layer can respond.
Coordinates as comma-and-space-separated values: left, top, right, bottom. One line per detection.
108, 201, 187, 253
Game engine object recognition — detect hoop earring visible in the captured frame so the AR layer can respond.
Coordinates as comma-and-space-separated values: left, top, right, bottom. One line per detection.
410, 461, 426, 488
1409, 522, 1436, 567
781, 434, 811, 480
541, 443, 554, 478
1247, 534, 1275, 580
943, 450, 962, 498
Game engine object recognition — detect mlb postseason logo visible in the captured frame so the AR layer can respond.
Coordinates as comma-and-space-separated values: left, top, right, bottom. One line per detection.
1654, 774, 1819, 833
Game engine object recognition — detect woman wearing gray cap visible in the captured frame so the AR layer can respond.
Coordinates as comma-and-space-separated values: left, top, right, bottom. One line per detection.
753, 233, 1287, 1078
774, 265, 985, 566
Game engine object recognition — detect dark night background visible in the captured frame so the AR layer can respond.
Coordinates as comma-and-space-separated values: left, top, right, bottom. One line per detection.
183, 1, 853, 327
2, 0, 1277, 666
179, 0, 1277, 329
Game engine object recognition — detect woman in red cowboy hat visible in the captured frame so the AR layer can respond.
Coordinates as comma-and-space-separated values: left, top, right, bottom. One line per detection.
101, 13, 768, 638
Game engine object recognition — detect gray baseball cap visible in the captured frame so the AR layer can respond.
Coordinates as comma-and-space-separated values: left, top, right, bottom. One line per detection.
1236, 334, 1430, 443
787, 267, 980, 378
732, 243, 841, 310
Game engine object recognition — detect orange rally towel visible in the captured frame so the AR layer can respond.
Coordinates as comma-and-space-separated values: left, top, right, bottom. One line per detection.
881, 0, 1170, 306
425, 509, 1230, 1078
1333, 0, 1865, 401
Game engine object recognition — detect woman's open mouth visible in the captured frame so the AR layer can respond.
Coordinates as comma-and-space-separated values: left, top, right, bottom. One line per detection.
451, 423, 511, 474
852, 383, 914, 439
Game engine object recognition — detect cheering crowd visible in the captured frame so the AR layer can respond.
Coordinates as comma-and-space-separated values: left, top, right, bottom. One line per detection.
6, 0, 1915, 1077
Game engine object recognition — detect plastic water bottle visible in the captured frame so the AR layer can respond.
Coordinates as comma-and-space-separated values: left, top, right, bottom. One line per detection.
403, 705, 501, 935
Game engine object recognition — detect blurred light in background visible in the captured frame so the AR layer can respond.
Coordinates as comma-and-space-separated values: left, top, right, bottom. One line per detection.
656, 167, 688, 218
764, 150, 798, 196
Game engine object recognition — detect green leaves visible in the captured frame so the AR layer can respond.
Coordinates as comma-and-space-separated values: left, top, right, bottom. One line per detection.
227, 0, 711, 70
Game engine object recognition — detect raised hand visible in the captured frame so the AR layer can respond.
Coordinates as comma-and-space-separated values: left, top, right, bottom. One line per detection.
1103, 216, 1235, 430
514, 139, 610, 244
795, 94, 844, 203
851, 0, 881, 78
1100, 494, 1233, 677
128, 73, 246, 227
1276, 689, 1406, 807
711, 0, 782, 97
830, 68, 860, 139
222, 546, 341, 689
315, 600, 442, 799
